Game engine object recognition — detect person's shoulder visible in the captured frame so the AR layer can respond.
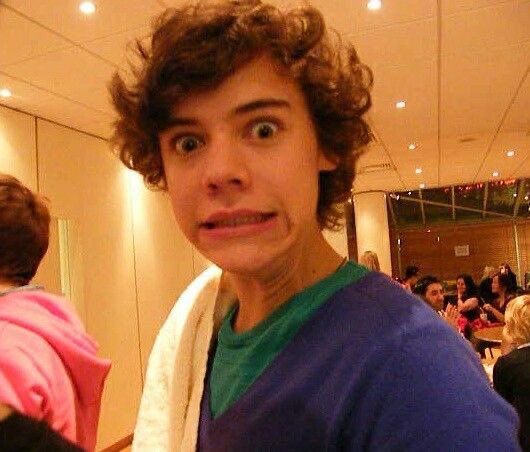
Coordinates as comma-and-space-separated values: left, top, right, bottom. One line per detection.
338, 271, 433, 322
497, 347, 530, 369
325, 272, 460, 353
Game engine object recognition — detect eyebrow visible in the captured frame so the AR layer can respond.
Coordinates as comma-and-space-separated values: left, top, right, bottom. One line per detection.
164, 98, 291, 128
232, 98, 291, 115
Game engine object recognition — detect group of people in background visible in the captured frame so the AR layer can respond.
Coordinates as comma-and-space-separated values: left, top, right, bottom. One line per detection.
410, 263, 522, 339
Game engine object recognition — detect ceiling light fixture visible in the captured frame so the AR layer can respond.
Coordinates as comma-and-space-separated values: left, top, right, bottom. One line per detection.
407, 191, 412, 195
506, 150, 515, 157
419, 183, 426, 189
0, 88, 12, 98
408, 143, 416, 151
415, 168, 423, 175
525, 195, 529, 201
492, 171, 499, 177
367, 0, 382, 10
395, 100, 406, 109
79, 1, 96, 15
513, 193, 518, 198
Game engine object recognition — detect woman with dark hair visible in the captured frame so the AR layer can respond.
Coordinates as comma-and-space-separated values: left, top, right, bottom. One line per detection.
456, 274, 481, 321
479, 265, 497, 305
484, 270, 517, 323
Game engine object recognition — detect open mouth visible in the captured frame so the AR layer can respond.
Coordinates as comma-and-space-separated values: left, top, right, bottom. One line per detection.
202, 213, 276, 230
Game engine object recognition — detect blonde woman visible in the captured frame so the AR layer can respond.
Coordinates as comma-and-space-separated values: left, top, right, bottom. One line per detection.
359, 251, 380, 272
493, 295, 530, 451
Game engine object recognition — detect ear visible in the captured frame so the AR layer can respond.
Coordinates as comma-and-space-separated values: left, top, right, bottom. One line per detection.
317, 150, 338, 172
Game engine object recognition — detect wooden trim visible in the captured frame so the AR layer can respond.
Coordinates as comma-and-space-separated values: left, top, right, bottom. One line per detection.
99, 434, 133, 452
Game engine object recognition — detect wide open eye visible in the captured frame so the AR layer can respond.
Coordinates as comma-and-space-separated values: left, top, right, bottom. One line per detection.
174, 135, 204, 155
249, 121, 279, 140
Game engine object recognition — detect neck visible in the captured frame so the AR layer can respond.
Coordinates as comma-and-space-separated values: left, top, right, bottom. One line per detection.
0, 282, 17, 292
228, 233, 344, 333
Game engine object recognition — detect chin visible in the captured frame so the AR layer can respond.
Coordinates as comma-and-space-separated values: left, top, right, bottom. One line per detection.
201, 244, 287, 276
209, 256, 268, 276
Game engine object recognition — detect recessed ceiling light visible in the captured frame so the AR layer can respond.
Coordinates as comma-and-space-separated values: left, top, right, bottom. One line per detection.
367, 0, 382, 10
513, 193, 518, 198
79, 1, 96, 15
525, 195, 529, 201
407, 191, 412, 195
492, 171, 499, 177
415, 168, 423, 174
395, 100, 406, 109
419, 183, 426, 189
506, 150, 515, 157
0, 88, 12, 98
408, 143, 416, 151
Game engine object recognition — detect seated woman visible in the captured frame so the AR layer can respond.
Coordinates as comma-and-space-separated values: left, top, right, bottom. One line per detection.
483, 269, 517, 324
493, 295, 530, 451
446, 274, 480, 340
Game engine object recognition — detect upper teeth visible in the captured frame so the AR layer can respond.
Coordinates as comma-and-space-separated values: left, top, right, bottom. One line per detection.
215, 215, 267, 227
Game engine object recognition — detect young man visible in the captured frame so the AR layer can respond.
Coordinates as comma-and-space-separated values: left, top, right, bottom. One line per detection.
0, 174, 111, 451
413, 275, 459, 331
110, 1, 519, 450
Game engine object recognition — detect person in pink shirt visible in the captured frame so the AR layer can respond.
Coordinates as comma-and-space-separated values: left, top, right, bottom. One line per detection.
0, 173, 111, 451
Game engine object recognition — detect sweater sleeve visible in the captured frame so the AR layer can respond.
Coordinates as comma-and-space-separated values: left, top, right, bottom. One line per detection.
341, 325, 520, 451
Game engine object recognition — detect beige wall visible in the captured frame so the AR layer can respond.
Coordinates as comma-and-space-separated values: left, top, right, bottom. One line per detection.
0, 105, 200, 450
0, 107, 37, 189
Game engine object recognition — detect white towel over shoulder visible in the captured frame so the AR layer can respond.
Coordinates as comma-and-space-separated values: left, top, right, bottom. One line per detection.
132, 266, 235, 452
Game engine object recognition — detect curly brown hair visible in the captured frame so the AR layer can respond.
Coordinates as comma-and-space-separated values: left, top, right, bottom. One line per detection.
0, 174, 50, 285
109, 0, 372, 229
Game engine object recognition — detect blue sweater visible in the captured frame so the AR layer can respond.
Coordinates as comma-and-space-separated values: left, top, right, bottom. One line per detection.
198, 272, 520, 451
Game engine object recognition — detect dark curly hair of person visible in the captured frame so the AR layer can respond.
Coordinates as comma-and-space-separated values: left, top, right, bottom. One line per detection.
109, 0, 373, 230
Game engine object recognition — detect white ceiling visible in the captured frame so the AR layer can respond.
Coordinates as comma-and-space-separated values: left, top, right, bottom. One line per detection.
0, 0, 529, 192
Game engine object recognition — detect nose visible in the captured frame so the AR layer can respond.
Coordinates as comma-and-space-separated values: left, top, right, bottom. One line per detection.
201, 136, 251, 195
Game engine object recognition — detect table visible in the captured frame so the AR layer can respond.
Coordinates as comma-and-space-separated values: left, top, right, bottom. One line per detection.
473, 325, 503, 344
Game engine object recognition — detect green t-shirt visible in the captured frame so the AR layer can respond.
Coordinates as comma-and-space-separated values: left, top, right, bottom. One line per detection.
209, 261, 368, 418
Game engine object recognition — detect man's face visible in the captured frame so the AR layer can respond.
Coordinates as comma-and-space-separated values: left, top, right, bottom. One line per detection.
158, 55, 335, 275
424, 282, 444, 311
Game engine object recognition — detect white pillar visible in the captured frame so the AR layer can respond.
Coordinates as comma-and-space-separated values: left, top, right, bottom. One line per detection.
353, 191, 392, 275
